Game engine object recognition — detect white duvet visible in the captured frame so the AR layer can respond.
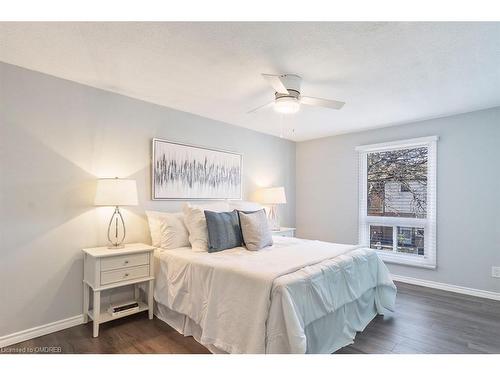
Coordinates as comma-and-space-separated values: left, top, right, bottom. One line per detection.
154, 236, 396, 353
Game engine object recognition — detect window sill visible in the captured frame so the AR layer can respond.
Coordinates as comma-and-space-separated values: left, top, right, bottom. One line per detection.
376, 251, 436, 269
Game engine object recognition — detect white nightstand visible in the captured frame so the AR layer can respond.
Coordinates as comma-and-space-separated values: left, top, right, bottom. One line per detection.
271, 227, 296, 237
82, 243, 155, 337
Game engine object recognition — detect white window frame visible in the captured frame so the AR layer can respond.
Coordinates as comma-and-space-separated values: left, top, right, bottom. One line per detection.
356, 136, 438, 269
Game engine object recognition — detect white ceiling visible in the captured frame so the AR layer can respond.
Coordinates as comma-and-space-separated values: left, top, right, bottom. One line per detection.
1, 22, 499, 141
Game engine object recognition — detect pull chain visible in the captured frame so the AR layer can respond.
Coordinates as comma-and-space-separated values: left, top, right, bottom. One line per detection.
279, 113, 284, 138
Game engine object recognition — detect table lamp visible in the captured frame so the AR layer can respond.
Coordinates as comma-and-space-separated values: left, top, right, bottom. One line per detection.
255, 186, 287, 231
95, 177, 138, 248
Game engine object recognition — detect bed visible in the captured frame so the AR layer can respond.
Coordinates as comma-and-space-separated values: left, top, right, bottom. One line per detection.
153, 235, 396, 354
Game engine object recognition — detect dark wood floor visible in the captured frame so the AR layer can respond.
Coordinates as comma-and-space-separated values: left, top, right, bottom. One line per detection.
4, 282, 500, 354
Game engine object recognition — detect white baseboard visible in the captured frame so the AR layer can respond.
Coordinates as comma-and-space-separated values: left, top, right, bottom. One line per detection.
0, 314, 84, 348
392, 274, 500, 301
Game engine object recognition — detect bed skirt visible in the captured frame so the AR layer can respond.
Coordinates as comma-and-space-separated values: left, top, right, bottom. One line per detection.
154, 286, 388, 354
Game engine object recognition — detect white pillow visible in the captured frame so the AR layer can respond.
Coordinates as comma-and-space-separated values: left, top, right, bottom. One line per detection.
182, 202, 230, 251
146, 210, 162, 247
145, 210, 190, 249
228, 200, 264, 212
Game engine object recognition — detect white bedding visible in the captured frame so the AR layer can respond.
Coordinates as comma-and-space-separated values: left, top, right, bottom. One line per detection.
154, 236, 396, 353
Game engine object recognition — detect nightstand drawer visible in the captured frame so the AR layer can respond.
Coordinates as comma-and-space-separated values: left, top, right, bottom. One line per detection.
101, 253, 149, 271
100, 265, 150, 285
272, 229, 295, 237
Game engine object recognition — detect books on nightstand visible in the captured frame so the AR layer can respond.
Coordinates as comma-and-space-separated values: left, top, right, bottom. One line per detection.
108, 301, 140, 316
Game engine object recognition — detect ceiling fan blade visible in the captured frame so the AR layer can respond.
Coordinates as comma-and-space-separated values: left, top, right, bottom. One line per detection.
262, 74, 289, 94
247, 101, 274, 114
301, 96, 345, 110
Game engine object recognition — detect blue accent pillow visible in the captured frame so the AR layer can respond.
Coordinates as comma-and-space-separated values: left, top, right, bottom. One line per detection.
204, 210, 243, 252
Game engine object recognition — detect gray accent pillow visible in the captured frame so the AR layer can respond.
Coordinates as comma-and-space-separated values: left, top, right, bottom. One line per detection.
204, 210, 243, 252
238, 209, 273, 251
236, 209, 260, 245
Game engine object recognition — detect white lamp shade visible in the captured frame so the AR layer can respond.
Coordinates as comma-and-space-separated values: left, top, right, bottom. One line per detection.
255, 186, 287, 205
94, 178, 138, 206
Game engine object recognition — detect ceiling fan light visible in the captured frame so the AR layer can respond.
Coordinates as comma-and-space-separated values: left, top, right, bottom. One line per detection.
274, 97, 300, 114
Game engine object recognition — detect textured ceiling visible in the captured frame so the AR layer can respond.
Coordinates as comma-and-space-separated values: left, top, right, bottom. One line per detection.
1, 22, 499, 141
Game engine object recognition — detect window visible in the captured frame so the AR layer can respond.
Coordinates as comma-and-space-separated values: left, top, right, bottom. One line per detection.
400, 184, 410, 192
356, 136, 438, 268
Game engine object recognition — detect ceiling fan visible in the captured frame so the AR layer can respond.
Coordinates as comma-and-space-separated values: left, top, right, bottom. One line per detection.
248, 73, 345, 114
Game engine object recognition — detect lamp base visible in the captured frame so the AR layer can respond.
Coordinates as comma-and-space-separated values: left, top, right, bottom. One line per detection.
107, 206, 126, 249
107, 244, 125, 249
267, 205, 281, 231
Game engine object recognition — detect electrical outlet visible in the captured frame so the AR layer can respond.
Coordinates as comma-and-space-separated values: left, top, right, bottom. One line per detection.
492, 267, 500, 278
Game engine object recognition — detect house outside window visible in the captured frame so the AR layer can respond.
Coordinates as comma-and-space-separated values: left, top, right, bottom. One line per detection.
356, 136, 438, 268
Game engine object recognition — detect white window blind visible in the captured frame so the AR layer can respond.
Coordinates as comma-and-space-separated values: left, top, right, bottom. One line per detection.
356, 136, 438, 268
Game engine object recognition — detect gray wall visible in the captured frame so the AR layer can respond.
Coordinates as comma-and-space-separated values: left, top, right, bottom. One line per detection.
297, 107, 500, 293
0, 62, 295, 337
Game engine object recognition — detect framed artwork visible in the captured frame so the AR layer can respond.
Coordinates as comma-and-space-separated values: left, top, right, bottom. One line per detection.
152, 138, 242, 200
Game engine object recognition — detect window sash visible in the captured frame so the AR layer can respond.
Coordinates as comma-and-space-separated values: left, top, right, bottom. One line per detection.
368, 224, 425, 255
358, 136, 438, 269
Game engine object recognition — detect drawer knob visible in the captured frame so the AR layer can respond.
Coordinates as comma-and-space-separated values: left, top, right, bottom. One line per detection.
124, 273, 129, 277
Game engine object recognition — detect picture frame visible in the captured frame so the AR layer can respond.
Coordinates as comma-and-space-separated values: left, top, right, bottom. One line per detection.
152, 138, 242, 200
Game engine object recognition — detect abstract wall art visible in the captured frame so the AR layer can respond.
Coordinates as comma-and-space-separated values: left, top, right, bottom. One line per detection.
152, 139, 242, 200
